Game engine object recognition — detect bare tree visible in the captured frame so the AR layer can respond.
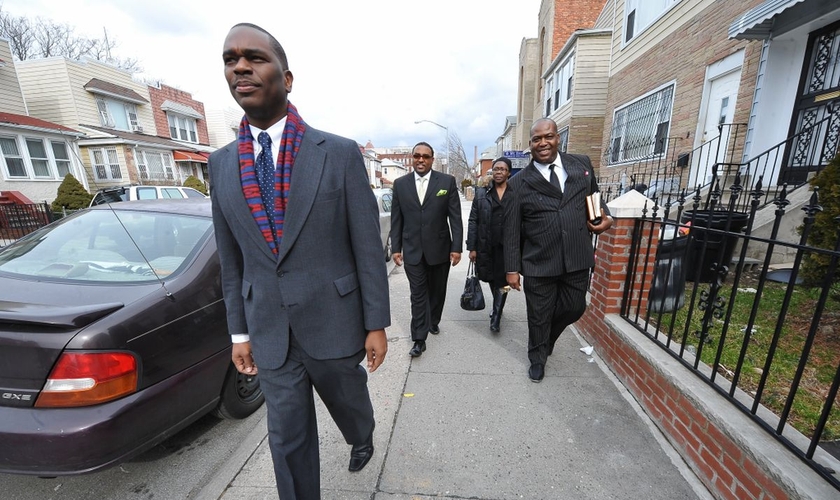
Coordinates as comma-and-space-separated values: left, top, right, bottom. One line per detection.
0, 6, 34, 60
32, 17, 72, 58
446, 132, 473, 188
0, 4, 141, 73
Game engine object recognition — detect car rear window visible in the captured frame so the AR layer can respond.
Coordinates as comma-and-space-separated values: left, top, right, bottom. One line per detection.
136, 187, 160, 200
0, 210, 212, 282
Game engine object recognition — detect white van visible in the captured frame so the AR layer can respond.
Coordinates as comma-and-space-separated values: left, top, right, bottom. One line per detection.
90, 185, 208, 207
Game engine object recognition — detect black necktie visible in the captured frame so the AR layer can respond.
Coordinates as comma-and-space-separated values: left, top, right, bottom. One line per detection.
549, 164, 561, 190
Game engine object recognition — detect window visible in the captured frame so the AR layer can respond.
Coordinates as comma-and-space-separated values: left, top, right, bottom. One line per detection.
96, 97, 142, 132
608, 84, 675, 164
624, 0, 680, 43
1, 135, 72, 180
545, 55, 575, 115
558, 127, 569, 154
168, 114, 198, 143
0, 136, 26, 177
90, 147, 122, 181
137, 150, 174, 181
26, 138, 52, 177
545, 77, 554, 116
51, 141, 72, 177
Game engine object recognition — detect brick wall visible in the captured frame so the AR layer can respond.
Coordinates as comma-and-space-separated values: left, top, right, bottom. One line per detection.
567, 116, 606, 172
550, 0, 606, 60
600, 0, 765, 170
147, 83, 210, 145
575, 214, 802, 499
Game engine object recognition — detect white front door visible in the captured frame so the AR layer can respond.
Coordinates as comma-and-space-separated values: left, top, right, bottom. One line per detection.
694, 70, 741, 185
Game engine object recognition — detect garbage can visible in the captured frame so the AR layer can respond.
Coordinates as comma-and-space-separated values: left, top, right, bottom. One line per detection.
649, 224, 689, 313
681, 210, 749, 283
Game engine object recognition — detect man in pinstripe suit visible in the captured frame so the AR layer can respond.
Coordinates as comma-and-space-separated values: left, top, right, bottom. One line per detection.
504, 118, 612, 382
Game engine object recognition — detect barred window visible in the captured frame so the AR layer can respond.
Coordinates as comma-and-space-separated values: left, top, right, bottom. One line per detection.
608, 84, 674, 164
138, 150, 175, 181
90, 147, 122, 181
558, 127, 569, 154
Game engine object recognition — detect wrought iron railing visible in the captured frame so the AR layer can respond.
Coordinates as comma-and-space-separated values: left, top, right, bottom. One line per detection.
0, 203, 54, 246
622, 176, 840, 491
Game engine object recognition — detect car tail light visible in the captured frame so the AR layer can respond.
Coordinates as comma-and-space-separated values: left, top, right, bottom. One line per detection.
35, 352, 138, 408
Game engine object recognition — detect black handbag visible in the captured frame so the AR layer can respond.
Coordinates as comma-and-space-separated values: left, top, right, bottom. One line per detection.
460, 261, 486, 311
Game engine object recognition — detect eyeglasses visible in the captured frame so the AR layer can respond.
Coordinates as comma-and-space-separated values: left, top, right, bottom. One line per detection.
491, 167, 509, 172
413, 154, 433, 160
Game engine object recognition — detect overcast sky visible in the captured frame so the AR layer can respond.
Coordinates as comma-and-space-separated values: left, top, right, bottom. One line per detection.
2, 0, 541, 158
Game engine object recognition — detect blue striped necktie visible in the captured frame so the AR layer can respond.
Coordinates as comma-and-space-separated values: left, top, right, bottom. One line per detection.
256, 132, 276, 235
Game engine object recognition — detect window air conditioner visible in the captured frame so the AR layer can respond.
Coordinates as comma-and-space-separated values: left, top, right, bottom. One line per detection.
131, 125, 144, 133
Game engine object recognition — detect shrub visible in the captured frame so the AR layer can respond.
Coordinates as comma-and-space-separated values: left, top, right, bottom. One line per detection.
184, 175, 208, 195
801, 154, 840, 286
51, 174, 92, 212
461, 178, 473, 189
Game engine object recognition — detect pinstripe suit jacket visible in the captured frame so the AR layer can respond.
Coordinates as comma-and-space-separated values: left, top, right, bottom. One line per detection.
209, 126, 390, 370
503, 154, 605, 277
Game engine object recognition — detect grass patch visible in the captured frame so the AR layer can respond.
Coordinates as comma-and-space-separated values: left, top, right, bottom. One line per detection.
659, 278, 840, 441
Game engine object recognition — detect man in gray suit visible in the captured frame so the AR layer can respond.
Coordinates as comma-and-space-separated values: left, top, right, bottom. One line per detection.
390, 142, 463, 357
210, 24, 390, 499
504, 118, 612, 383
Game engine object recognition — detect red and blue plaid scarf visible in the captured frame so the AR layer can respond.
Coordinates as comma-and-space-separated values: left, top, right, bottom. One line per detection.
238, 102, 306, 255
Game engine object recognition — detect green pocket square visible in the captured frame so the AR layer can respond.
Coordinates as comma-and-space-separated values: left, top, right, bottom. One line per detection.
436, 189, 447, 196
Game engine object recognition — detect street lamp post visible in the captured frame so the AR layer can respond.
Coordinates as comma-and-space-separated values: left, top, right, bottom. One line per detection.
414, 119, 449, 175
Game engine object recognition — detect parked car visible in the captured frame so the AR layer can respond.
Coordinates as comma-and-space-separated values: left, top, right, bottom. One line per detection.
0, 199, 263, 476
89, 185, 208, 207
373, 188, 392, 262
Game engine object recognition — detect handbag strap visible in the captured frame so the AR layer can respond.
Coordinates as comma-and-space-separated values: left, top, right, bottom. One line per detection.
467, 260, 475, 278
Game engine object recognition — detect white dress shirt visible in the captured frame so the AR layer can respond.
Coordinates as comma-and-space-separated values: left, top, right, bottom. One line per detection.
534, 158, 567, 192
232, 117, 288, 344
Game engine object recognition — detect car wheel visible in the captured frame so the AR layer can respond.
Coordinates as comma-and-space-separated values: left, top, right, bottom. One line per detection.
212, 363, 264, 420
384, 236, 392, 262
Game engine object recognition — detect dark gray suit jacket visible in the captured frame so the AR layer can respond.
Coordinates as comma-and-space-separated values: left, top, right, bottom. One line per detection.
389, 170, 463, 266
209, 126, 390, 370
504, 153, 605, 277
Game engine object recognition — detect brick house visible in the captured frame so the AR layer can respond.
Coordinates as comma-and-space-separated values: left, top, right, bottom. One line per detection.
147, 82, 214, 186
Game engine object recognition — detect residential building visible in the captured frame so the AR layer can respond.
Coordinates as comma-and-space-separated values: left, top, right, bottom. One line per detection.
205, 107, 240, 149
380, 159, 407, 186
147, 82, 213, 185
0, 38, 87, 203
361, 142, 383, 188
15, 56, 209, 192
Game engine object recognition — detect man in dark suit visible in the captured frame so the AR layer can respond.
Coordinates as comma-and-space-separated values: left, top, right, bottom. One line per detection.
209, 24, 390, 499
504, 118, 612, 383
390, 142, 463, 357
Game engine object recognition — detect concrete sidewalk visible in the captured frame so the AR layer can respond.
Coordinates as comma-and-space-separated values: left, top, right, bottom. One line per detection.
203, 198, 713, 500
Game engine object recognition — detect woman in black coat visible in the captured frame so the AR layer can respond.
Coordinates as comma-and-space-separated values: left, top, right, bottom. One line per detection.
466, 157, 512, 332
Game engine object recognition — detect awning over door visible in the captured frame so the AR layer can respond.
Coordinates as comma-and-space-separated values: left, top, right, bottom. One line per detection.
729, 0, 834, 40
173, 151, 208, 163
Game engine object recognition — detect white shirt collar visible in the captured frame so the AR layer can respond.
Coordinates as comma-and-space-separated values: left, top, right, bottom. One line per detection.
534, 156, 566, 190
414, 171, 431, 182
249, 116, 287, 165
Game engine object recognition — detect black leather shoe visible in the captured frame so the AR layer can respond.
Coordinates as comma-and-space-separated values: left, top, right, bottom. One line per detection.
528, 363, 545, 383
348, 437, 374, 472
409, 341, 426, 357
429, 325, 440, 335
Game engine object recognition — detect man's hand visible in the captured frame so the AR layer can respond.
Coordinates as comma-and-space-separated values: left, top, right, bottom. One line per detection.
450, 252, 461, 266
587, 210, 613, 235
392, 252, 402, 266
232, 341, 257, 375
365, 329, 388, 372
506, 272, 521, 291
469, 250, 476, 262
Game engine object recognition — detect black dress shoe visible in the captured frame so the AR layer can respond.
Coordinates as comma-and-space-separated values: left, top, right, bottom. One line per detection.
409, 341, 426, 357
429, 325, 440, 335
348, 438, 374, 472
528, 363, 545, 383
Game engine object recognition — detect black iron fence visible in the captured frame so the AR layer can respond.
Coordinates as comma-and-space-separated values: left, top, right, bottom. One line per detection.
0, 203, 54, 246
601, 107, 840, 215
621, 175, 840, 490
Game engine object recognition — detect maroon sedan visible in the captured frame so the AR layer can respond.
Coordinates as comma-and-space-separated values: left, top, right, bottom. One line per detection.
0, 199, 263, 475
